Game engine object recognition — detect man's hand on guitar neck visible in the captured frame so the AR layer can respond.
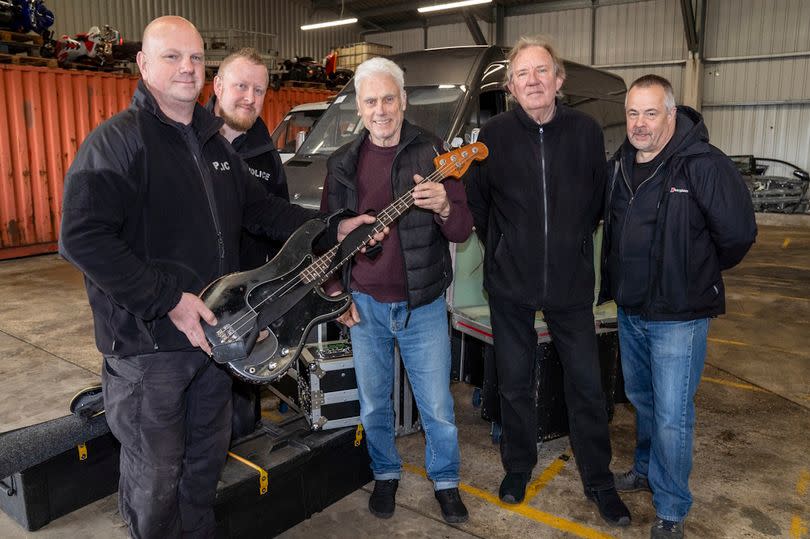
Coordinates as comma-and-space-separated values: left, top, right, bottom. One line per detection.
168, 292, 217, 356
412, 174, 451, 220
337, 213, 389, 253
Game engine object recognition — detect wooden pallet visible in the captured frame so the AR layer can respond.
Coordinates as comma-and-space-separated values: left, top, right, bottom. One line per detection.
0, 52, 56, 67
0, 30, 43, 45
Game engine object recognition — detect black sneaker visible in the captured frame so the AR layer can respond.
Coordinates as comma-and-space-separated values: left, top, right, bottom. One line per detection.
586, 487, 631, 527
650, 518, 684, 538
498, 472, 530, 504
614, 469, 651, 493
368, 479, 398, 519
434, 488, 469, 523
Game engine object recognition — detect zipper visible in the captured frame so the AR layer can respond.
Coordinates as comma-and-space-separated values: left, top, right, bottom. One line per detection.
615, 156, 666, 303
539, 126, 548, 302
147, 320, 159, 351
391, 135, 418, 315
191, 150, 225, 275
106, 296, 118, 352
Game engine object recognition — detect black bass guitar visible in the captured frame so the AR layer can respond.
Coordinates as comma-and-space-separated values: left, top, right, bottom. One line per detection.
200, 142, 488, 383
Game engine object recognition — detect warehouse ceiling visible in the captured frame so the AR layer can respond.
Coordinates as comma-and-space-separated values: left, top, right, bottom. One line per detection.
308, 0, 572, 34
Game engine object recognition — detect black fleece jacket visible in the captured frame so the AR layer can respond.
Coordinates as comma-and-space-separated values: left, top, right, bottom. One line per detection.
59, 81, 323, 356
205, 96, 290, 269
599, 106, 757, 320
466, 102, 607, 310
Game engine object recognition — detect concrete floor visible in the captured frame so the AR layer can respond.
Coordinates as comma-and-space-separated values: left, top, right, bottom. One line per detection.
0, 221, 808, 538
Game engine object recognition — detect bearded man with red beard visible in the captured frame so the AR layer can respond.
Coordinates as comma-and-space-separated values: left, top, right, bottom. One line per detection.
206, 49, 291, 441
206, 48, 289, 272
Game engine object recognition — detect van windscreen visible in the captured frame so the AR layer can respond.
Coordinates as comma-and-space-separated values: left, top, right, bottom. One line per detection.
297, 85, 465, 156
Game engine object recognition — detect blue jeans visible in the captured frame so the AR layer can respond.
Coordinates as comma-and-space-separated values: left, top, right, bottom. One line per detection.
350, 292, 460, 490
618, 308, 709, 522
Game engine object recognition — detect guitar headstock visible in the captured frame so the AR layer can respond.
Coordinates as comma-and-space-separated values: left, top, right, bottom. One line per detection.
433, 142, 489, 180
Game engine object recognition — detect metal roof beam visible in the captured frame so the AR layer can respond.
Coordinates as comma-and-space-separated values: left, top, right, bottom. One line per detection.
463, 10, 488, 45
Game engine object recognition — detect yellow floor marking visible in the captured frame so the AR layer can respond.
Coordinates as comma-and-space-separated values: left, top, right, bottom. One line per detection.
790, 471, 810, 538
707, 337, 749, 347
749, 261, 810, 272
524, 452, 570, 502
740, 291, 810, 303
701, 376, 768, 393
797, 469, 810, 496
783, 238, 791, 249
790, 515, 807, 538
402, 462, 615, 539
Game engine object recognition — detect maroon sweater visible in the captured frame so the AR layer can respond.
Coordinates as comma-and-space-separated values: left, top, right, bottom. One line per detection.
349, 137, 470, 302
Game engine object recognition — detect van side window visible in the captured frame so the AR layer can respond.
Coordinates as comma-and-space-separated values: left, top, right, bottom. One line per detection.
461, 90, 506, 144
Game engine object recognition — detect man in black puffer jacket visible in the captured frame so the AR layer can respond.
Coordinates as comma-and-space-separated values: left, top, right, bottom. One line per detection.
59, 16, 378, 539
600, 74, 756, 539
466, 36, 630, 526
323, 57, 473, 524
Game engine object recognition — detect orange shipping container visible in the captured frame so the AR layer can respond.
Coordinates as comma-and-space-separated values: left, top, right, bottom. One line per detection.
0, 64, 334, 260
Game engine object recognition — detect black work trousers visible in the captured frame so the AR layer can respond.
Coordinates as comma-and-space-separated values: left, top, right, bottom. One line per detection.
489, 297, 614, 492
102, 350, 232, 539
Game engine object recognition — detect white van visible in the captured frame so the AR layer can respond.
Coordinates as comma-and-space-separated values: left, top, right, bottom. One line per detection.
270, 101, 330, 163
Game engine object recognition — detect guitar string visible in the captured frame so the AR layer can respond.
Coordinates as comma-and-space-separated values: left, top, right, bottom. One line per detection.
220, 147, 483, 343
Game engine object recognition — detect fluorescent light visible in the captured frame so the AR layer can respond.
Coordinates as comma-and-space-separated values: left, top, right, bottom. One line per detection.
300, 17, 358, 31
417, 0, 491, 13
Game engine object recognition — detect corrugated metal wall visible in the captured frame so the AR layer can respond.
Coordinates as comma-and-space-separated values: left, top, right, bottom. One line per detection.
370, 28, 424, 55
0, 64, 332, 259
50, 0, 362, 62
593, 0, 686, 65
608, 65, 685, 101
427, 22, 493, 49
703, 105, 810, 165
704, 0, 810, 57
504, 8, 592, 64
703, 0, 810, 171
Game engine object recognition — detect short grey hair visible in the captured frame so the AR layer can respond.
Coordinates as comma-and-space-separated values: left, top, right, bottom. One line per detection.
506, 35, 566, 84
627, 74, 677, 112
353, 57, 406, 100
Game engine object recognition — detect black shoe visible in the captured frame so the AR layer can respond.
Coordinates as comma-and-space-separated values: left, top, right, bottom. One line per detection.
614, 469, 651, 493
650, 518, 684, 538
586, 487, 631, 527
368, 479, 398, 519
434, 488, 469, 523
499, 472, 530, 504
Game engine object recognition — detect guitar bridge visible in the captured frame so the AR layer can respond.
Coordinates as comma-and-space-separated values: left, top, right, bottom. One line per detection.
216, 324, 238, 343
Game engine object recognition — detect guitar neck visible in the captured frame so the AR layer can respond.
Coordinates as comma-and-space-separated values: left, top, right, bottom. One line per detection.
305, 170, 446, 284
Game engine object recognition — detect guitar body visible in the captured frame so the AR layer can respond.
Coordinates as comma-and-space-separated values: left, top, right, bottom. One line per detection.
201, 219, 351, 383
